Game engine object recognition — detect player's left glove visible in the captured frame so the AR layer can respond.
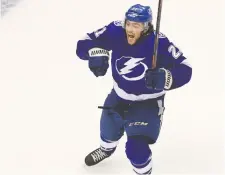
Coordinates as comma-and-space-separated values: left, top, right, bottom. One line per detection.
145, 68, 173, 90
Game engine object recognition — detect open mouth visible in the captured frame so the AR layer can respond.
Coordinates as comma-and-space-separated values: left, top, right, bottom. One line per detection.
128, 34, 135, 39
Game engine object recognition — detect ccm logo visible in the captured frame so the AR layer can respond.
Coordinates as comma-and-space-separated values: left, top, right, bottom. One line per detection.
129, 122, 148, 127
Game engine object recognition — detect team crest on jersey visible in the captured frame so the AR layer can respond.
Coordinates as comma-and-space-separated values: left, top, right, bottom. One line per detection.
115, 56, 148, 81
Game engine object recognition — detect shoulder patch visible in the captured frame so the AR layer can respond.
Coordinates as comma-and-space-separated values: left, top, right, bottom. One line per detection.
154, 31, 166, 38
113, 20, 123, 27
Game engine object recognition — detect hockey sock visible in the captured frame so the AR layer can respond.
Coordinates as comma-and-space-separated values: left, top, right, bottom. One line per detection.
100, 136, 118, 155
126, 136, 152, 174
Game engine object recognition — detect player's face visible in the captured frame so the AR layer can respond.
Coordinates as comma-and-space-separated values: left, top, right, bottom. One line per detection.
125, 20, 144, 45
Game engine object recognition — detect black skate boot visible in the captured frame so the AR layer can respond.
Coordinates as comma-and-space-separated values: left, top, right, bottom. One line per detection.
85, 147, 116, 166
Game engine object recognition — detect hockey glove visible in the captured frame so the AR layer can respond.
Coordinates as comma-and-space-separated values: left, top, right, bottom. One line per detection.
145, 68, 173, 90
88, 48, 109, 77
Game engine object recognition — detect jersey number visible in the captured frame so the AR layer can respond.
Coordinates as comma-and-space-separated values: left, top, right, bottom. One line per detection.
94, 27, 107, 38
168, 45, 182, 59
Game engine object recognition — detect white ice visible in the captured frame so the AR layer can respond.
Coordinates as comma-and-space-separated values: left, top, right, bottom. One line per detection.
0, 0, 225, 175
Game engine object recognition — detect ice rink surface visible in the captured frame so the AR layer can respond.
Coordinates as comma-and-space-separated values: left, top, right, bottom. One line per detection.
0, 0, 225, 174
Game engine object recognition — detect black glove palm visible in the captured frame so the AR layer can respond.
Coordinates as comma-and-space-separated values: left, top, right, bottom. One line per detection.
89, 57, 109, 77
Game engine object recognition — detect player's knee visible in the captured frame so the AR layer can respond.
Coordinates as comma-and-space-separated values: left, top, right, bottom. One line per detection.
125, 136, 152, 164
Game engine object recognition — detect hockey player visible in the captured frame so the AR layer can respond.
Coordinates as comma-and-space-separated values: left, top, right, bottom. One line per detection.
76, 4, 192, 174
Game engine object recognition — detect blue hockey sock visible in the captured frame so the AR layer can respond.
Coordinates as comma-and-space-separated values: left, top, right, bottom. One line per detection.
126, 136, 152, 174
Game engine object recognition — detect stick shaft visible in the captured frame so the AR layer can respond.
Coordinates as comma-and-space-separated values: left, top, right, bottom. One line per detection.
152, 0, 163, 69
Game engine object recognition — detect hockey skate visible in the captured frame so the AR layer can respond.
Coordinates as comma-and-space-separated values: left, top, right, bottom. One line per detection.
85, 147, 115, 166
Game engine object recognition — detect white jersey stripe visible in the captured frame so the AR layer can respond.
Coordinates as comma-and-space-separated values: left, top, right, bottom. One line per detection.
113, 81, 166, 101
181, 59, 192, 68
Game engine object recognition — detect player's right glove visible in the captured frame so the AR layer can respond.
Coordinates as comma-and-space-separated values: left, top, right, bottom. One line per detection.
88, 48, 110, 77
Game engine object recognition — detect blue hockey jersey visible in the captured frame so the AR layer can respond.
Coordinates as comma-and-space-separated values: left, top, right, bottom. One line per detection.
76, 21, 192, 101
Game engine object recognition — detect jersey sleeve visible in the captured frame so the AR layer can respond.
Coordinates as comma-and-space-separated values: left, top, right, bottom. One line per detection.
76, 21, 122, 60
158, 34, 192, 90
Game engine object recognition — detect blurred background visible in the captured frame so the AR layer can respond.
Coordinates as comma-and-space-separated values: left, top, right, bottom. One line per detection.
1, 0, 21, 16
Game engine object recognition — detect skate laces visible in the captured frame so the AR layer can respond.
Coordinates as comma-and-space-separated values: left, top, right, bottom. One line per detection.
91, 149, 108, 162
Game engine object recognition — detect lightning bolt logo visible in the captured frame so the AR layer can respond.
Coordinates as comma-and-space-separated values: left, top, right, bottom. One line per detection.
115, 56, 148, 81
119, 57, 145, 75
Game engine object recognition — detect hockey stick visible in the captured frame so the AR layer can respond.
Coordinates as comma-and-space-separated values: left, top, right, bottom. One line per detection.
152, 0, 163, 69
98, 106, 112, 110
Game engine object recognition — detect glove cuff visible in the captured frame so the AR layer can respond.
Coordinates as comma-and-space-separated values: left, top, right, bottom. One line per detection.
161, 68, 173, 90
88, 48, 109, 57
